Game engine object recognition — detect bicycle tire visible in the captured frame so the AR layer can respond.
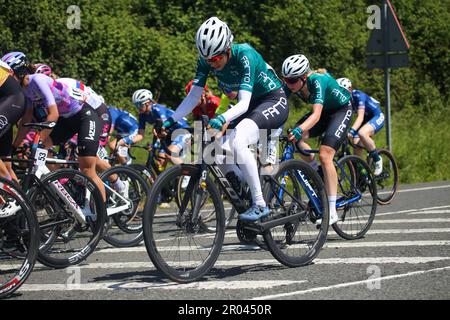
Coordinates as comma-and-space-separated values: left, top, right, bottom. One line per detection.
332, 155, 377, 240
0, 178, 39, 299
100, 166, 149, 247
28, 169, 106, 269
143, 164, 225, 283
367, 149, 398, 205
262, 159, 329, 267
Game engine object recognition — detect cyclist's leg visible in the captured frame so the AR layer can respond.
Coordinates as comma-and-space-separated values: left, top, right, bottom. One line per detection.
0, 77, 25, 180
320, 104, 353, 224
165, 130, 191, 165
360, 113, 385, 174
231, 88, 289, 219
296, 112, 328, 170
0, 160, 9, 179
0, 130, 13, 180
76, 105, 106, 200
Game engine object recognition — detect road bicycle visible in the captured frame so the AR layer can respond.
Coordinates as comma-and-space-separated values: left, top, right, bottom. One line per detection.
2, 122, 107, 269
279, 134, 378, 240
337, 136, 398, 205
143, 116, 329, 283
0, 177, 39, 299
9, 127, 150, 249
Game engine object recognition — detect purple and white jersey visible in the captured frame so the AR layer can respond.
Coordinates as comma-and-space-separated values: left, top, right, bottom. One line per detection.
57, 78, 104, 109
24, 74, 83, 118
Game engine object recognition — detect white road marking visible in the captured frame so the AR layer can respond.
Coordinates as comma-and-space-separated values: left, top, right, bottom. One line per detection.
94, 240, 450, 254
407, 210, 450, 215
251, 265, 450, 300
367, 218, 450, 224
15, 256, 448, 272
376, 205, 450, 217
19, 280, 307, 292
391, 184, 450, 194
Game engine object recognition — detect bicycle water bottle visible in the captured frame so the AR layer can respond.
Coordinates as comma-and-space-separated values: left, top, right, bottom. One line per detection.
283, 144, 295, 161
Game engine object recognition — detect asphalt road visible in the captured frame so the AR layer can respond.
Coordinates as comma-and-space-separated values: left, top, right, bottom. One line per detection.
6, 180, 450, 301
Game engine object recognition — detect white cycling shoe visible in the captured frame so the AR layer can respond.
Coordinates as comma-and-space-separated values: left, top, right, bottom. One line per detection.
374, 158, 383, 176
0, 200, 21, 218
316, 212, 339, 226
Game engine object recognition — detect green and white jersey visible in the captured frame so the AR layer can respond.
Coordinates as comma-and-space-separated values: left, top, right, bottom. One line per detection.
306, 72, 351, 111
194, 43, 282, 101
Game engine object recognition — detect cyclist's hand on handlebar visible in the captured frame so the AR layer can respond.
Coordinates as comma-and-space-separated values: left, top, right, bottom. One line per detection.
207, 115, 226, 131
288, 127, 303, 142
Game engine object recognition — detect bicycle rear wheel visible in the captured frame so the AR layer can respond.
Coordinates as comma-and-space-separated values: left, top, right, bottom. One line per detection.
101, 166, 149, 247
367, 149, 398, 205
143, 165, 225, 283
332, 155, 377, 240
28, 169, 106, 269
0, 178, 39, 298
262, 159, 329, 267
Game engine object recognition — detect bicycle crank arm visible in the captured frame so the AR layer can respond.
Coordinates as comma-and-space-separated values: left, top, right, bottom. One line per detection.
247, 211, 306, 233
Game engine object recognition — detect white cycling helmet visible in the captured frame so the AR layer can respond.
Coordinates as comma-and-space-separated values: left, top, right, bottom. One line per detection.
34, 63, 52, 76
132, 89, 153, 109
196, 17, 233, 59
282, 54, 310, 78
337, 78, 352, 91
1, 51, 31, 78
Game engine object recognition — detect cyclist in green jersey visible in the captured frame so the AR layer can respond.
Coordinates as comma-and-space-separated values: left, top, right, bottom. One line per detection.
283, 54, 353, 225
161, 17, 289, 221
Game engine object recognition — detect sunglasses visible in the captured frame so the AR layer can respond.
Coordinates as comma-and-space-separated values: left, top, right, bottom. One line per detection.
206, 54, 225, 63
284, 77, 302, 84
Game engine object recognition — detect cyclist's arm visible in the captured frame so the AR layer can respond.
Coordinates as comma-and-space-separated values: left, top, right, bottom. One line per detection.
220, 90, 252, 123
12, 104, 33, 148
40, 104, 59, 144
134, 128, 145, 144
171, 85, 203, 122
298, 104, 323, 132
351, 108, 365, 131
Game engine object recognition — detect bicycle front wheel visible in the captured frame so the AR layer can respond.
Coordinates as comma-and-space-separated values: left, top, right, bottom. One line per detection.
143, 164, 225, 283
262, 159, 329, 267
28, 169, 106, 269
101, 165, 149, 247
332, 155, 377, 240
0, 178, 39, 299
367, 149, 399, 205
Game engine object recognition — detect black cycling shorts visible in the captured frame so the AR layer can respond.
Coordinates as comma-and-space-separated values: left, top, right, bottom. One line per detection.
50, 104, 101, 157
230, 87, 289, 131
298, 102, 353, 151
0, 76, 25, 156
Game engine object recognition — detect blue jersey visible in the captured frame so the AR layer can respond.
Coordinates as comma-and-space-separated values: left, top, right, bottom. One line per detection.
109, 107, 138, 133
108, 107, 139, 144
351, 90, 382, 118
138, 103, 189, 132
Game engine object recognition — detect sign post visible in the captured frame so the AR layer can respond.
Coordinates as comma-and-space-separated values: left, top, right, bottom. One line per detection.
366, 0, 410, 151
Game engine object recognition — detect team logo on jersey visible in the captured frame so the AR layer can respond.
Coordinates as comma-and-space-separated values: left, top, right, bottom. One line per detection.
0, 115, 8, 131
101, 113, 110, 121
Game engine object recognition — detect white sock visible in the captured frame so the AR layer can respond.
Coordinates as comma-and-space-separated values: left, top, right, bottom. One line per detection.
328, 195, 337, 218
113, 178, 125, 192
